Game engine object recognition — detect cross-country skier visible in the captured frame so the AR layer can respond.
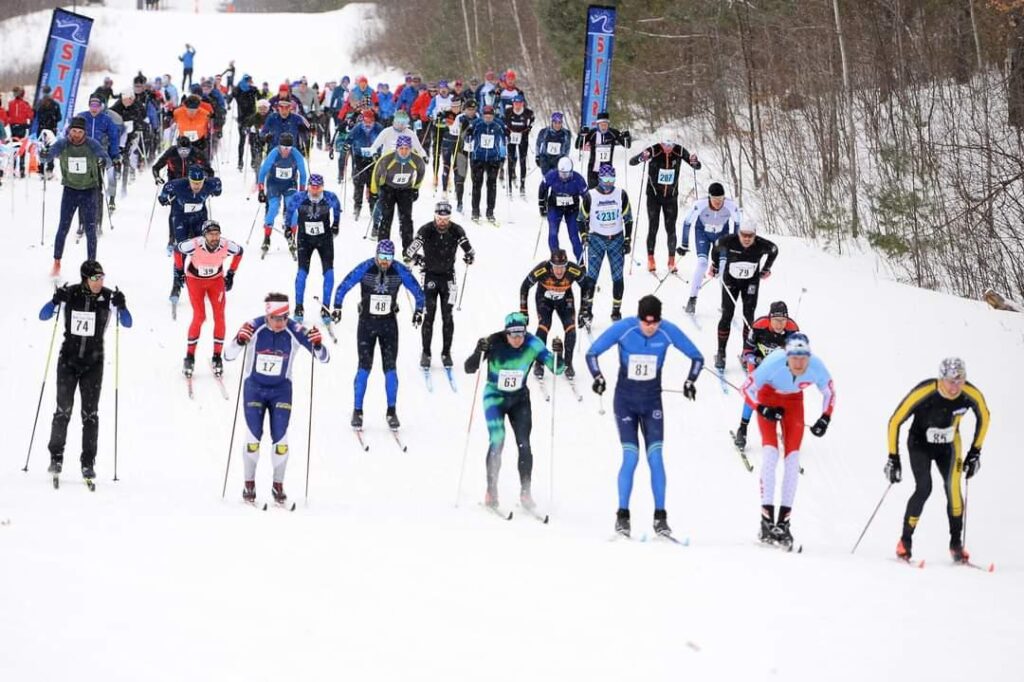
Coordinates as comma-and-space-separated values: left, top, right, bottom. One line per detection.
176, 220, 243, 377
538, 156, 588, 262
159, 165, 223, 299
369, 110, 427, 158
257, 132, 308, 257
405, 200, 474, 370
152, 136, 213, 185
464, 312, 565, 510
886, 357, 990, 564
345, 109, 383, 221
369, 135, 426, 251
742, 333, 835, 549
520, 249, 586, 380
504, 95, 534, 196
40, 260, 132, 485
467, 104, 506, 222
260, 99, 310, 150
586, 295, 703, 539
575, 111, 631, 189
225, 292, 329, 506
679, 182, 742, 314
628, 140, 701, 273
708, 218, 778, 370
285, 174, 341, 324
578, 164, 633, 324
450, 101, 479, 213
534, 112, 572, 176
733, 301, 800, 450
330, 240, 426, 431
179, 44, 196, 91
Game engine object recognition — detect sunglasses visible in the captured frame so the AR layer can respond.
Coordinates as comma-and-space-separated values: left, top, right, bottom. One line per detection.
88, 274, 105, 282
377, 254, 394, 262
640, 317, 660, 325
268, 314, 288, 322
599, 176, 616, 184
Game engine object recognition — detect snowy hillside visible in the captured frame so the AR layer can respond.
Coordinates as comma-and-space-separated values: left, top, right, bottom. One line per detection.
2, 4, 1023, 682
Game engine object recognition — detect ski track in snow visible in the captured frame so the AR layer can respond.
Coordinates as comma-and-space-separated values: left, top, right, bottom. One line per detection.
1, 4, 1023, 682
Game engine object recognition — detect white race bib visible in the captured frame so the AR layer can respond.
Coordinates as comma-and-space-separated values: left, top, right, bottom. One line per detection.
185, 130, 199, 141
391, 172, 410, 186
627, 354, 658, 381
183, 202, 203, 213
361, 146, 373, 157
462, 140, 475, 153
304, 221, 325, 236
543, 290, 565, 300
596, 145, 611, 163
255, 353, 283, 377
657, 168, 676, 185
196, 265, 219, 277
509, 132, 522, 145
545, 142, 561, 155
555, 195, 573, 207
275, 166, 293, 180
369, 294, 392, 315
414, 120, 423, 130
447, 281, 458, 305
497, 369, 524, 392
926, 426, 955, 444
479, 134, 495, 150
71, 310, 96, 337
67, 157, 88, 175
124, 120, 134, 133
728, 261, 757, 279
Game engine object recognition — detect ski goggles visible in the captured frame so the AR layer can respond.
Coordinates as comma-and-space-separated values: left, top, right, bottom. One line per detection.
87, 274, 105, 282
598, 175, 616, 185
377, 253, 395, 262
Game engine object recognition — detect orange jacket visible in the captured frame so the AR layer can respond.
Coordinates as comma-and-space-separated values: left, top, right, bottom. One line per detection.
173, 105, 212, 141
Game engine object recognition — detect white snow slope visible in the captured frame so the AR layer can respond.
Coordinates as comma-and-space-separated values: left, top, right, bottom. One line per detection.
1, 5, 1023, 682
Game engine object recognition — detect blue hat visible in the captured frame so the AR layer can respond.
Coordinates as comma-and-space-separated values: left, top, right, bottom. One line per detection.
395, 135, 412, 149
187, 165, 205, 181
504, 312, 528, 334
376, 239, 396, 259
551, 112, 564, 123
309, 173, 324, 187
598, 164, 615, 179
785, 333, 811, 357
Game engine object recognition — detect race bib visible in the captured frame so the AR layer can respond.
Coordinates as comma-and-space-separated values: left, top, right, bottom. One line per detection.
509, 132, 522, 145
392, 172, 410, 186
627, 354, 658, 381
275, 166, 293, 180
462, 140, 475, 153
305, 221, 325, 236
545, 142, 561, 156
497, 369, 524, 392
71, 310, 96, 337
124, 121, 134, 133
369, 294, 392, 315
543, 290, 565, 300
926, 426, 955, 444
185, 130, 199, 141
447, 281, 458, 305
657, 168, 676, 185
196, 265, 219, 277
255, 353, 283, 377
183, 202, 203, 213
728, 261, 757, 279
67, 157, 88, 175
596, 146, 611, 163
555, 195, 573, 207
361, 146, 373, 157
479, 134, 495, 150
414, 120, 423, 130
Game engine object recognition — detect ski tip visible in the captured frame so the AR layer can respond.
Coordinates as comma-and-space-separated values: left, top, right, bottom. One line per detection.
542, 515, 550, 524
987, 562, 995, 573
505, 511, 514, 520
261, 503, 268, 511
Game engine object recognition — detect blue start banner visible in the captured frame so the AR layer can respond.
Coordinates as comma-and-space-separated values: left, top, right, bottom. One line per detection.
580, 5, 616, 128
32, 9, 94, 135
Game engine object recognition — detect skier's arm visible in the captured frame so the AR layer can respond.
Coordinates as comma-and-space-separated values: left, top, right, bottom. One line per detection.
41, 136, 67, 161
681, 202, 701, 249
760, 237, 779, 273
328, 192, 342, 227
621, 191, 633, 239
963, 384, 991, 450
206, 176, 223, 197
404, 228, 426, 259
257, 148, 277, 184
332, 260, 373, 308
520, 265, 543, 311
287, 320, 330, 363
226, 240, 244, 272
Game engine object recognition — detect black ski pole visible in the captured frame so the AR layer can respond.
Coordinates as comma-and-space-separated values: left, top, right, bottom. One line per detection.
144, 187, 159, 248
304, 350, 315, 505
221, 344, 248, 498
962, 477, 970, 552
113, 294, 121, 481
23, 302, 62, 472
850, 483, 893, 554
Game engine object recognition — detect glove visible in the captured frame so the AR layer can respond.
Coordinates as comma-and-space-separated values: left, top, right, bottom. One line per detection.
964, 448, 981, 479
676, 246, 689, 257
412, 189, 419, 201
112, 157, 122, 172
174, 269, 185, 287
258, 186, 267, 203
111, 290, 126, 310
539, 202, 547, 217
640, 149, 652, 162
463, 250, 475, 265
810, 414, 830, 437
757, 404, 784, 421
263, 133, 273, 144
412, 309, 424, 328
688, 153, 700, 168
331, 307, 342, 323
342, 142, 351, 154
622, 131, 632, 148
409, 253, 424, 267
216, 130, 223, 139
166, 241, 174, 257
761, 269, 772, 280
329, 148, 335, 160
158, 193, 170, 206
622, 236, 631, 254
153, 171, 164, 185
51, 286, 70, 305
592, 374, 607, 395
236, 321, 255, 345
307, 326, 323, 347
224, 270, 235, 292
475, 337, 490, 355
552, 337, 564, 354
683, 379, 696, 400
885, 454, 902, 484
709, 264, 719, 278
534, 157, 542, 168
580, 231, 589, 246
331, 224, 339, 236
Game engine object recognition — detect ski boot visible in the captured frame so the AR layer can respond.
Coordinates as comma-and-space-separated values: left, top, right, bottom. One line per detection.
271, 482, 288, 505
615, 508, 631, 538
484, 488, 499, 509
485, 211, 496, 224
441, 352, 453, 369
896, 537, 912, 561
211, 354, 224, 378
714, 351, 726, 371
760, 517, 775, 543
647, 254, 657, 273
471, 211, 481, 222
385, 406, 401, 430
564, 365, 576, 381
733, 422, 748, 450
294, 303, 305, 324
772, 519, 794, 549
237, 162, 244, 172
667, 256, 677, 273
47, 458, 63, 475
170, 281, 181, 300
242, 481, 256, 504
578, 308, 593, 330
321, 310, 332, 327
520, 487, 536, 511
685, 296, 697, 314
107, 196, 116, 214
287, 233, 298, 259
49, 259, 61, 278
261, 234, 271, 255
653, 509, 672, 537
420, 352, 431, 369
353, 205, 362, 221
182, 354, 195, 378
950, 543, 971, 564
81, 464, 96, 480
610, 305, 622, 322
456, 202, 464, 214
351, 408, 364, 429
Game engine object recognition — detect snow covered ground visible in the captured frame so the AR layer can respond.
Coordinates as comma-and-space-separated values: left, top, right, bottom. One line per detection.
2, 4, 1023, 682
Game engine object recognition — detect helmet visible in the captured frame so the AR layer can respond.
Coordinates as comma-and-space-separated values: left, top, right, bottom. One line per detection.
708, 182, 725, 198
187, 165, 205, 181
133, 73, 147, 85
395, 135, 413, 149
434, 200, 452, 216
551, 112, 564, 124
939, 357, 966, 381
201, 219, 221, 234
309, 174, 324, 187
769, 301, 789, 319
278, 132, 294, 147
504, 311, 528, 334
376, 239, 396, 259
176, 135, 192, 148
785, 333, 811, 357
557, 157, 573, 174
80, 259, 104, 280
550, 249, 568, 266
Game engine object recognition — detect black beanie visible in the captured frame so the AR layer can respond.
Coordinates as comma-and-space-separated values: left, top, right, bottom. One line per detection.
637, 295, 662, 321
708, 182, 725, 197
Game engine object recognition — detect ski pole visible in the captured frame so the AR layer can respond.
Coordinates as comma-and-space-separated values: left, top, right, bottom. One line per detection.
113, 295, 121, 482
627, 159, 648, 276
720, 277, 756, 337
245, 202, 261, 245
23, 302, 62, 472
221, 344, 248, 498
455, 350, 485, 507
700, 365, 742, 392
144, 188, 159, 247
532, 214, 545, 260
456, 262, 471, 311
850, 483, 893, 554
40, 171, 47, 246
962, 477, 970, 553
549, 338, 561, 509
795, 287, 808, 317
304, 350, 315, 505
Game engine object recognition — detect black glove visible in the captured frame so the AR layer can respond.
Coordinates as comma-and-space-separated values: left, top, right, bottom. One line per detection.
412, 309, 424, 328
810, 414, 830, 437
331, 307, 342, 323
112, 157, 122, 172
52, 286, 70, 305
676, 246, 689, 257
216, 130, 223, 139
757, 404, 784, 421
258, 188, 267, 203
263, 133, 273, 144
412, 189, 419, 202
329, 148, 335, 160
331, 224, 339, 237
475, 336, 490, 355
622, 235, 632, 254
552, 337, 564, 354
158, 193, 170, 206
174, 269, 185, 287
153, 171, 164, 185
224, 270, 235, 292
111, 289, 126, 310
885, 454, 902, 484
592, 374, 607, 395
622, 131, 632, 147
683, 379, 696, 400
463, 250, 475, 265
534, 157, 542, 168
964, 448, 981, 479
410, 253, 424, 267
539, 202, 547, 217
